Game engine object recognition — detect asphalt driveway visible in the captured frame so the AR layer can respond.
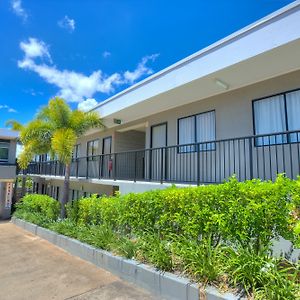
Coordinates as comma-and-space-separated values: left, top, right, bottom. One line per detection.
0, 221, 158, 300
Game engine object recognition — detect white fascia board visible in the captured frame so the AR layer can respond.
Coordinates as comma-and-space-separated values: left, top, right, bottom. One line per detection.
93, 1, 300, 119
0, 129, 19, 140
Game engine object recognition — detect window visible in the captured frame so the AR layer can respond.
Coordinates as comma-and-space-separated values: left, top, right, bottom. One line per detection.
87, 139, 99, 157
102, 137, 112, 155
72, 144, 81, 159
253, 89, 300, 145
151, 123, 167, 148
178, 110, 216, 152
0, 141, 9, 162
286, 90, 300, 142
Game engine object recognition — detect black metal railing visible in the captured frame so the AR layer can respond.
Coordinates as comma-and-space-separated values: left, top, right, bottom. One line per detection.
25, 130, 300, 184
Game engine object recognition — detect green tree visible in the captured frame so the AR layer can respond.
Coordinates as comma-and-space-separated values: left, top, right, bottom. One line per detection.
7, 97, 104, 218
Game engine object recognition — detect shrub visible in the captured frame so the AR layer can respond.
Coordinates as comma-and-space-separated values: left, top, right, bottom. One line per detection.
14, 176, 300, 299
14, 194, 60, 224
67, 176, 297, 253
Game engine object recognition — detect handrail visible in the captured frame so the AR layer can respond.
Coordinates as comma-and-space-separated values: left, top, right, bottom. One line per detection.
28, 129, 300, 161
25, 130, 300, 185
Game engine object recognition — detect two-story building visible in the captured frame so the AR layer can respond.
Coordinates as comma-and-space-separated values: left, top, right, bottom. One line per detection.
0, 129, 18, 219
26, 1, 300, 202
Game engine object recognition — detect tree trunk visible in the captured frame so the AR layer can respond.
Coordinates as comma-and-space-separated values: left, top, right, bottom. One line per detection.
21, 175, 26, 198
61, 163, 70, 219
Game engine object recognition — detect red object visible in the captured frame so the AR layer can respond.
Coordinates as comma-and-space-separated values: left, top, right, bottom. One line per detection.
108, 159, 113, 171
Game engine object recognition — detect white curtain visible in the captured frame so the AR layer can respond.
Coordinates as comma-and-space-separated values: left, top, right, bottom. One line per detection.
103, 138, 111, 154
179, 116, 195, 152
87, 141, 93, 156
152, 124, 167, 148
254, 95, 286, 145
196, 111, 216, 150
286, 90, 300, 142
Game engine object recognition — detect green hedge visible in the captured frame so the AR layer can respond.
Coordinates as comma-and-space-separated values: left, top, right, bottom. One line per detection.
14, 176, 300, 299
67, 175, 299, 251
14, 194, 60, 226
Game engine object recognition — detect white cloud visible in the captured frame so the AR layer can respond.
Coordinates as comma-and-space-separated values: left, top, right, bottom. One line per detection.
23, 88, 43, 96
102, 51, 111, 58
0, 104, 18, 113
20, 37, 51, 61
78, 98, 98, 112
124, 54, 159, 84
58, 16, 76, 32
11, 0, 28, 22
18, 37, 159, 106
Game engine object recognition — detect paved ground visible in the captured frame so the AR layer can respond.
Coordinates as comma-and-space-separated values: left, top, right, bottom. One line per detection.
0, 221, 158, 300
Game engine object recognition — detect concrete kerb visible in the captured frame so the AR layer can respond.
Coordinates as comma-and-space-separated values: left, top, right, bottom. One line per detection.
11, 218, 242, 300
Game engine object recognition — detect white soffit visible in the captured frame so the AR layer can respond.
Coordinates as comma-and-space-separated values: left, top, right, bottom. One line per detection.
93, 1, 300, 126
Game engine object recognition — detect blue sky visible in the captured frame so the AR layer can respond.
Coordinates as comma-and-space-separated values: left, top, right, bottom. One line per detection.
0, 0, 294, 127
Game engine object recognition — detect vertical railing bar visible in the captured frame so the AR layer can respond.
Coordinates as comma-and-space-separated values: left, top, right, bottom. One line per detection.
275, 135, 279, 176
268, 135, 272, 181
289, 134, 293, 179
297, 134, 300, 177
197, 144, 200, 186
134, 151, 137, 182
282, 136, 286, 174
249, 138, 253, 180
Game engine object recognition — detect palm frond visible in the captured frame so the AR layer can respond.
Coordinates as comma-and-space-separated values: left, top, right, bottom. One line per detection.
70, 110, 105, 136
51, 128, 76, 164
47, 97, 72, 129
17, 143, 34, 169
5, 120, 24, 131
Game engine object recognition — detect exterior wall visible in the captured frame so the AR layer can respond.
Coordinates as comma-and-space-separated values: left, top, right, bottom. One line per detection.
98, 70, 300, 183
7, 140, 17, 165
27, 70, 300, 186
114, 130, 145, 152
75, 128, 115, 157
0, 138, 17, 219
138, 69, 300, 148
0, 166, 16, 180
0, 138, 17, 179
0, 181, 14, 219
114, 130, 146, 179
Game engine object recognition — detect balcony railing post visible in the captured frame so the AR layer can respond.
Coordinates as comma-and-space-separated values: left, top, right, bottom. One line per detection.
249, 137, 253, 180
113, 153, 117, 181
76, 159, 79, 178
98, 156, 101, 179
160, 148, 164, 184
134, 152, 137, 182
149, 149, 152, 181
86, 157, 89, 179
197, 144, 200, 185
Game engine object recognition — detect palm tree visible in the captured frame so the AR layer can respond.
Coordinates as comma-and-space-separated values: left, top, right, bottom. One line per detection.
7, 97, 104, 218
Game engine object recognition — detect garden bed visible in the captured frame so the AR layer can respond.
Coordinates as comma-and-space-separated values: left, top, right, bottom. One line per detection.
13, 176, 300, 299
12, 217, 239, 300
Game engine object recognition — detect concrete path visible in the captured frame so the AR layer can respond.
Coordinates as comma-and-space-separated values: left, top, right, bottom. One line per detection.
0, 221, 158, 300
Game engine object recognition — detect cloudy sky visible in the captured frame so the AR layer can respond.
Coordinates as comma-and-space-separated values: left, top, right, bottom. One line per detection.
0, 0, 294, 126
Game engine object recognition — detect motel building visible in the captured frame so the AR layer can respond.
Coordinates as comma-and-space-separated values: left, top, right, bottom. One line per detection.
0, 129, 18, 220
22, 2, 300, 203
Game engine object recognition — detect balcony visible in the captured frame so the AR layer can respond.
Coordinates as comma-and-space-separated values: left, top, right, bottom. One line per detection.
25, 130, 300, 185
